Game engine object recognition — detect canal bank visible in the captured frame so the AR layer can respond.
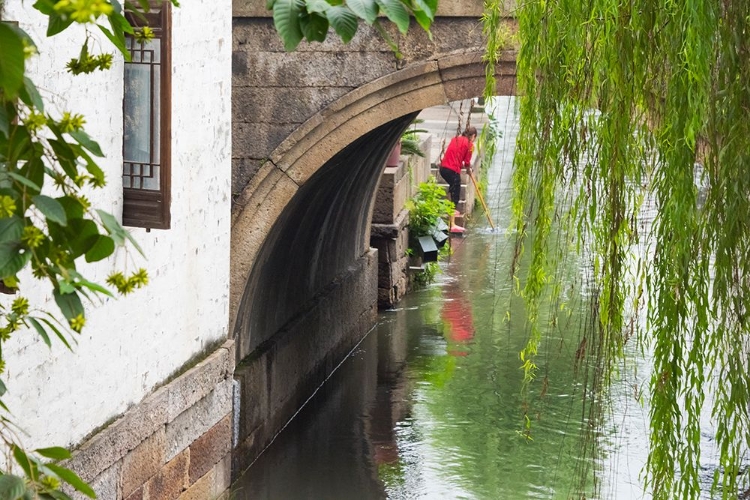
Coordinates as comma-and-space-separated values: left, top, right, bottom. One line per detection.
370, 99, 491, 309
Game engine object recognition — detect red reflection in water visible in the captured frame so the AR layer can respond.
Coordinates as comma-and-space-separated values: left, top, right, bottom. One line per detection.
442, 279, 474, 356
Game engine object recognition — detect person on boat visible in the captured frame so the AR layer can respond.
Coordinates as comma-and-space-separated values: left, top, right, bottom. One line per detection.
439, 126, 477, 232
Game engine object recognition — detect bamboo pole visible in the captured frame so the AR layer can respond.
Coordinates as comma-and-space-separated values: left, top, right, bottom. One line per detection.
466, 168, 495, 229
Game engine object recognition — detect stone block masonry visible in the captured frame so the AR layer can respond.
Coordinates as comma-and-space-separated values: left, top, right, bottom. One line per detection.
230, 11, 512, 204
64, 342, 235, 500
233, 249, 379, 475
370, 137, 433, 308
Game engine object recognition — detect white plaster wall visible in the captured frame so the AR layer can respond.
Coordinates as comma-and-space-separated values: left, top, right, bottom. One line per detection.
2, 1, 232, 450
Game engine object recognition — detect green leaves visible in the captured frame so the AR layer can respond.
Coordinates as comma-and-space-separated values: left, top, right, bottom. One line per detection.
406, 178, 454, 238
45, 464, 96, 498
375, 0, 409, 33
409, 0, 436, 32
0, 217, 24, 243
85, 235, 116, 263
0, 2, 159, 500
70, 129, 105, 157
505, 0, 750, 498
33, 195, 68, 226
35, 447, 71, 461
53, 288, 84, 322
0, 241, 31, 278
0, 475, 26, 500
266, 0, 434, 50
327, 6, 358, 43
3, 445, 95, 499
97, 209, 144, 255
273, 0, 305, 51
347, 0, 378, 24
0, 22, 26, 99
299, 10, 329, 43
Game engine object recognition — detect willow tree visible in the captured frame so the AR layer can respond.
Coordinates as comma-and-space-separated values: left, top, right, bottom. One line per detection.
484, 0, 750, 498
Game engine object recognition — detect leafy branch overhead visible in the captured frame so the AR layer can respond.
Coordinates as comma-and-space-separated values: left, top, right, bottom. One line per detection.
267, 0, 437, 52
0, 0, 158, 337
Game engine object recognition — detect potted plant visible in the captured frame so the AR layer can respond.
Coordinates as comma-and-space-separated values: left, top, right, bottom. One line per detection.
386, 120, 428, 166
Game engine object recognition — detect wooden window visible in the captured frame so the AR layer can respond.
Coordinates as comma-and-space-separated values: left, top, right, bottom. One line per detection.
122, 1, 171, 229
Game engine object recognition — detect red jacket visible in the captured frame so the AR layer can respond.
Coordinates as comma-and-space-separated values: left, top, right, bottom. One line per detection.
441, 136, 473, 174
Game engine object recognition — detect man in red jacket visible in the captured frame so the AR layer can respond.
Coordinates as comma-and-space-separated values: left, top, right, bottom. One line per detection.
439, 126, 477, 232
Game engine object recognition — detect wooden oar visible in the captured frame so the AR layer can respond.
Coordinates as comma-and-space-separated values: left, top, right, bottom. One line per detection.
466, 168, 495, 230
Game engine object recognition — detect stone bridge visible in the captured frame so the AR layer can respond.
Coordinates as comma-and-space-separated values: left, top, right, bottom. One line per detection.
229, 0, 517, 471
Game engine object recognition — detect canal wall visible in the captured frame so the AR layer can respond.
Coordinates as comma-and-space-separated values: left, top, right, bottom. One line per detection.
370, 136, 433, 308
63, 342, 235, 500
232, 249, 378, 475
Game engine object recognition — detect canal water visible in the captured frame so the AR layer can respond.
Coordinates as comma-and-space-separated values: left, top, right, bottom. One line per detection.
232, 98, 658, 499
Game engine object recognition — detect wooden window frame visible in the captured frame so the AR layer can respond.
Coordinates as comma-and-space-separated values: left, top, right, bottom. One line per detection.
122, 1, 171, 230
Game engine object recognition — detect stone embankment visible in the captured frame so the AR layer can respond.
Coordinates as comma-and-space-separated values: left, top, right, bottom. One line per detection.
370, 100, 489, 308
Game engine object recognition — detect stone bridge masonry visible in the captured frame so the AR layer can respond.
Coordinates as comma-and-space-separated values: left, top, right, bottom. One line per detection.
229, 0, 517, 476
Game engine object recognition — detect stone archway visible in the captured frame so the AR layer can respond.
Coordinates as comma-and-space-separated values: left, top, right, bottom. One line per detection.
229, 50, 516, 471
230, 50, 517, 345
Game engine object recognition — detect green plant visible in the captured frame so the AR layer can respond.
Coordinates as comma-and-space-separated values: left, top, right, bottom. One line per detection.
0, 1, 176, 497
411, 260, 439, 287
400, 132, 425, 158
400, 119, 428, 158
266, 0, 437, 56
406, 179, 454, 287
473, 114, 501, 209
406, 178, 454, 239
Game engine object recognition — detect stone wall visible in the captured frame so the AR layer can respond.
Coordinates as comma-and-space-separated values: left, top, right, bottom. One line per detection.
233, 250, 378, 474
231, 13, 508, 202
232, 0, 516, 18
370, 137, 433, 308
64, 342, 235, 500
371, 211, 411, 308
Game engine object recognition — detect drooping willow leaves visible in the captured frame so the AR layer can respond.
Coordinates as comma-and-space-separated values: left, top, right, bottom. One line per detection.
483, 0, 750, 498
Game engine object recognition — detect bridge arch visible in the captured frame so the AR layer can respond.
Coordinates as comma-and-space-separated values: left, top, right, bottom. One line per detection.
230, 49, 517, 360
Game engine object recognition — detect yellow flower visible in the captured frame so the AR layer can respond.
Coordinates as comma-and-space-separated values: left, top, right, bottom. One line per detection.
0, 196, 17, 218
54, 0, 113, 23
60, 111, 86, 133
22, 226, 45, 249
69, 313, 86, 333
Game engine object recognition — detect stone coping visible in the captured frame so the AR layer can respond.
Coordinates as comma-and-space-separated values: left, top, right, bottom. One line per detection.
65, 340, 235, 483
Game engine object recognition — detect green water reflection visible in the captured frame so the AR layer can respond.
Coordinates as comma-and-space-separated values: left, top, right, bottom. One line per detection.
372, 97, 645, 499
376, 236, 601, 499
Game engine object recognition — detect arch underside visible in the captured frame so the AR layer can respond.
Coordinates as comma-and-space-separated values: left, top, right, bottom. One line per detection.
231, 50, 517, 361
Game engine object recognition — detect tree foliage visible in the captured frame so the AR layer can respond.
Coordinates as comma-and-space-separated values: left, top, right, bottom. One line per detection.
484, 0, 750, 498
267, 0, 437, 55
0, 0, 179, 497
